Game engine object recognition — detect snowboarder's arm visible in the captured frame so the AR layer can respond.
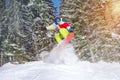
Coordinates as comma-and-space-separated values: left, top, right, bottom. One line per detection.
67, 26, 73, 32
46, 23, 58, 30
65, 22, 73, 32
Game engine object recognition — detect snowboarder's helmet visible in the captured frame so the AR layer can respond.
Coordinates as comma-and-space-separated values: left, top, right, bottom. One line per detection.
55, 17, 60, 23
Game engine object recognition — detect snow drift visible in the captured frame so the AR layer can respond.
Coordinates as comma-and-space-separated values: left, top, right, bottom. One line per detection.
0, 44, 120, 80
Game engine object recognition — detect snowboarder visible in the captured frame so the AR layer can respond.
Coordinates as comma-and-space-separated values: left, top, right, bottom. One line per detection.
46, 17, 73, 43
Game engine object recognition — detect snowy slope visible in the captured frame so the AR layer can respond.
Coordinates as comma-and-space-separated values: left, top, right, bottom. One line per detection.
0, 44, 120, 80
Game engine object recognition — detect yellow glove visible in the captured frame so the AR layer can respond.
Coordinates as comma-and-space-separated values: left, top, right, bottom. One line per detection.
46, 25, 55, 30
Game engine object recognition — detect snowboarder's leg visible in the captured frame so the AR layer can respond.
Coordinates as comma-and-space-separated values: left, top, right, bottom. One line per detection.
54, 33, 62, 43
59, 28, 69, 38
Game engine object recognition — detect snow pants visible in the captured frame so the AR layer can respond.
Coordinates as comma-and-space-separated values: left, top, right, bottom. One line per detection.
54, 28, 69, 43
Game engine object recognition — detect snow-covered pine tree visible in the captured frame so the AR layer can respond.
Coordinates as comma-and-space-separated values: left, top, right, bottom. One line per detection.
0, 0, 28, 65
61, 0, 120, 62
25, 0, 55, 60
0, 0, 6, 66
0, 0, 55, 65
0, 0, 5, 11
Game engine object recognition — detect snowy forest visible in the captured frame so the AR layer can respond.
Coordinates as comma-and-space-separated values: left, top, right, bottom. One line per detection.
0, 0, 120, 66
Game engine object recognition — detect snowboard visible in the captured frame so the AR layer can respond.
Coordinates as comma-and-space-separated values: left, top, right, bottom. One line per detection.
54, 32, 74, 51
62, 32, 74, 45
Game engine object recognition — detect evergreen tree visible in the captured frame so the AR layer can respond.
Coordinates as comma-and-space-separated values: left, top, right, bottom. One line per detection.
0, 0, 55, 65
61, 0, 120, 62
0, 0, 5, 11
25, 0, 55, 58
0, 0, 27, 65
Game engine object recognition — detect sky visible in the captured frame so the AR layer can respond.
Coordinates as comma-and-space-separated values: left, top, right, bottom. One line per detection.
52, 0, 61, 15
5, 0, 10, 5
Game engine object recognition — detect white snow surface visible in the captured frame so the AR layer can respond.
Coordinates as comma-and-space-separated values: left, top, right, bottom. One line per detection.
111, 32, 120, 39
1, 44, 120, 80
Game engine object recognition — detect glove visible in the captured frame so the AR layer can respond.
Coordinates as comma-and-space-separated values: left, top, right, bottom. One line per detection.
68, 28, 73, 32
